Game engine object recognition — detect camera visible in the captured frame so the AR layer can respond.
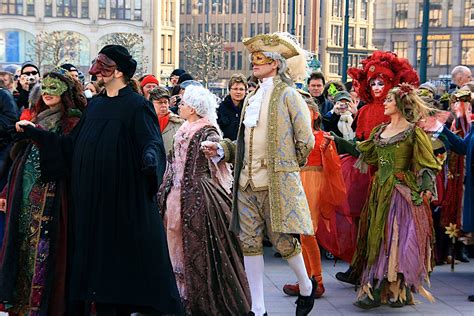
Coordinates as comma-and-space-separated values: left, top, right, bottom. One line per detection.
27, 76, 36, 84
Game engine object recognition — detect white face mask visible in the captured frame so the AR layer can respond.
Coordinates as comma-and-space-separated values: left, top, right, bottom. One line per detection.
84, 89, 93, 99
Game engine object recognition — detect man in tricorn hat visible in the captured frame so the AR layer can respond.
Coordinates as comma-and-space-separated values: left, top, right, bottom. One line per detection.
202, 33, 317, 316
16, 45, 182, 315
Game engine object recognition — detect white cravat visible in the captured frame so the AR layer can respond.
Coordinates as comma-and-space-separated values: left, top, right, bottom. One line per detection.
243, 77, 274, 128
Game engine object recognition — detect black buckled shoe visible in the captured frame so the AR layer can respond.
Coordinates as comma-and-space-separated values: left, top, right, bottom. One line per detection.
295, 277, 317, 316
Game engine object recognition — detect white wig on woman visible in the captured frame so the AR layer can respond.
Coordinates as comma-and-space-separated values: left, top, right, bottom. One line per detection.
182, 85, 219, 126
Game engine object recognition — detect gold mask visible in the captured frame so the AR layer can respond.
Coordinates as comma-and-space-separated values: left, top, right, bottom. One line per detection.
249, 52, 274, 65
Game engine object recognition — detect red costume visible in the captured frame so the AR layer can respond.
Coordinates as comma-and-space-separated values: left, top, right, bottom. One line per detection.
325, 51, 419, 263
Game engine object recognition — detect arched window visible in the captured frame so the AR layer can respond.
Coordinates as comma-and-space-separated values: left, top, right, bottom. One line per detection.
0, 29, 34, 63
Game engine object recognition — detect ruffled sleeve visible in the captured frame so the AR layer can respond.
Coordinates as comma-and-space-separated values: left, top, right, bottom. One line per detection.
413, 127, 442, 193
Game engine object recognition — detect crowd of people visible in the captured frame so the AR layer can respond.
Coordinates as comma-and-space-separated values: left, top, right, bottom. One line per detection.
0, 31, 471, 316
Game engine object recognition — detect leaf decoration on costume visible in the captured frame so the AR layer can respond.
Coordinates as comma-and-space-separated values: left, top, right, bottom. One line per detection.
439, 92, 451, 102
411, 191, 423, 206
445, 223, 460, 239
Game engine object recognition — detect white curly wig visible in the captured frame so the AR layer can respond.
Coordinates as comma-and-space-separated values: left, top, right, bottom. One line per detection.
182, 85, 219, 125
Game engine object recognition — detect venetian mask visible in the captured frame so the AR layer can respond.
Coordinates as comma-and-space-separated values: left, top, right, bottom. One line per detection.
249, 52, 275, 65
369, 78, 385, 98
41, 76, 68, 96
89, 53, 117, 77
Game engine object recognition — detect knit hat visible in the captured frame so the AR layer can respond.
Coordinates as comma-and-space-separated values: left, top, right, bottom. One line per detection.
98, 45, 137, 78
140, 75, 159, 87
419, 82, 437, 96
60, 63, 78, 72
177, 73, 194, 84
334, 91, 352, 103
171, 68, 186, 77
149, 86, 170, 101
21, 61, 40, 75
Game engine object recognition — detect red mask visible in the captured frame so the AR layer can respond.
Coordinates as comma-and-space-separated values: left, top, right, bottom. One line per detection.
89, 54, 117, 77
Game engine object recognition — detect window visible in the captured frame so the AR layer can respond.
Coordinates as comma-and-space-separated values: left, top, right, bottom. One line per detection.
168, 35, 173, 64
0, 0, 22, 15
250, 23, 255, 36
360, 0, 367, 20
45, 0, 53, 16
237, 23, 243, 41
465, 0, 474, 26
186, 0, 191, 14
161, 35, 165, 63
57, 0, 78, 17
264, 22, 270, 34
418, 2, 442, 27
198, 23, 203, 34
348, 27, 354, 47
257, 0, 263, 13
257, 23, 263, 34
185, 23, 191, 34
180, 0, 184, 14
99, 0, 106, 18
395, 3, 408, 28
111, 0, 131, 20
448, 1, 453, 26
231, 0, 236, 13
180, 24, 185, 42
237, 51, 242, 69
329, 53, 341, 75
348, 0, 355, 18
230, 51, 235, 69
26, 0, 34, 15
360, 28, 367, 47
250, 0, 256, 13
230, 23, 236, 42
265, 0, 270, 13
393, 41, 408, 59
134, 0, 141, 20
434, 40, 451, 65
217, 23, 222, 35
224, 23, 230, 41
238, 0, 243, 13
416, 41, 433, 66
224, 0, 229, 13
331, 25, 342, 46
81, 0, 88, 18
332, 0, 342, 17
462, 39, 474, 65
223, 51, 229, 69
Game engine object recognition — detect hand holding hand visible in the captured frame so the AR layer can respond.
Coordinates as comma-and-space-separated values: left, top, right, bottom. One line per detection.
201, 141, 218, 159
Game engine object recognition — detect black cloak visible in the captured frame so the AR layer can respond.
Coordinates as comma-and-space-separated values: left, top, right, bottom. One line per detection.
23, 85, 182, 314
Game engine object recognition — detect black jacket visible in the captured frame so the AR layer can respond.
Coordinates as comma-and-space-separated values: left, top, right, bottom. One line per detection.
217, 95, 243, 141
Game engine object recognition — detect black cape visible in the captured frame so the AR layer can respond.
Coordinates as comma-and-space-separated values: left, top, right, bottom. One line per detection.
24, 86, 182, 314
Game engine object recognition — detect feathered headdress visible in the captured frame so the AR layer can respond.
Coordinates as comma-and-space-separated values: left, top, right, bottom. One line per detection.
348, 51, 419, 103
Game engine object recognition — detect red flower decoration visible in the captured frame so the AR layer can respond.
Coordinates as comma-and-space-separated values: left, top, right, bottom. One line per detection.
397, 83, 414, 99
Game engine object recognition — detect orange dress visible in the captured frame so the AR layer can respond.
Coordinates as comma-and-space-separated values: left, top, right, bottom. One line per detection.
300, 131, 346, 283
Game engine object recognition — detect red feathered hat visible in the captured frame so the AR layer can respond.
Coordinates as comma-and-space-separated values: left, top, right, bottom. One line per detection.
348, 51, 419, 103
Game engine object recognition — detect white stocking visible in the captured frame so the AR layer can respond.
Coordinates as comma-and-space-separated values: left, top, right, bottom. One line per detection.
287, 253, 313, 296
244, 255, 266, 315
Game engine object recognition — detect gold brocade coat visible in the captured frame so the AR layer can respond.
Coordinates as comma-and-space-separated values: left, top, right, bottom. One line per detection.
221, 76, 315, 234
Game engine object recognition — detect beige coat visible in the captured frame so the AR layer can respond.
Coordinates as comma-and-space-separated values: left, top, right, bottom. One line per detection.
221, 76, 315, 234
162, 113, 184, 157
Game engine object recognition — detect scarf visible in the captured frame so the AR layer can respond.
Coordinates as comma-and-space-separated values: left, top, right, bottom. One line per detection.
158, 113, 170, 132
35, 105, 62, 131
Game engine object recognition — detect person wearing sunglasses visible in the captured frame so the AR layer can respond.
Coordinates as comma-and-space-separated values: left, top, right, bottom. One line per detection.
14, 62, 41, 111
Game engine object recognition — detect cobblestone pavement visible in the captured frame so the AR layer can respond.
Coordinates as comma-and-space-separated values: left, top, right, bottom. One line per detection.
262, 247, 474, 315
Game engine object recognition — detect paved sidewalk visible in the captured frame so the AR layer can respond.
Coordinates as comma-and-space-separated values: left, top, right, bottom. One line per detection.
262, 247, 474, 315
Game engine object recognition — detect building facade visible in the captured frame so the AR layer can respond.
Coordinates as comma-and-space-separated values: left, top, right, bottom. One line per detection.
178, 0, 310, 91
318, 0, 376, 81
373, 0, 474, 81
0, 0, 179, 81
